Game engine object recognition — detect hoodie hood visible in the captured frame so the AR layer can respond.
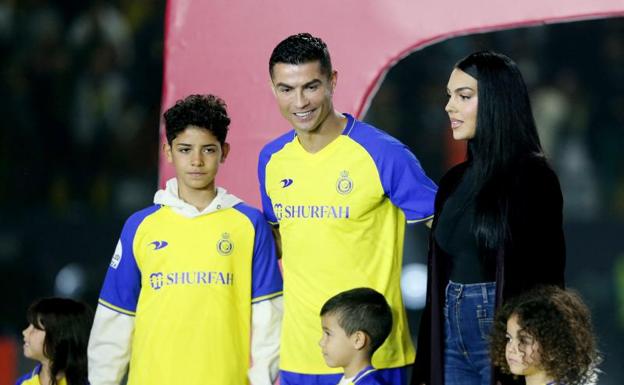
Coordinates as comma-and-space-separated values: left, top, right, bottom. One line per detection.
153, 178, 243, 218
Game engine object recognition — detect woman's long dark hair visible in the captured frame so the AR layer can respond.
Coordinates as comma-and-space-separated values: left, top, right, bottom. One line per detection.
27, 298, 93, 385
456, 51, 544, 251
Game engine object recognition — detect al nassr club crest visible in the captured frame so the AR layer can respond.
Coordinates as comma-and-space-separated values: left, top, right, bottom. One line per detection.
217, 232, 233, 256
336, 170, 353, 195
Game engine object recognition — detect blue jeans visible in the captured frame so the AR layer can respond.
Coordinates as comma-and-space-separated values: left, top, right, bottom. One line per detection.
444, 281, 496, 385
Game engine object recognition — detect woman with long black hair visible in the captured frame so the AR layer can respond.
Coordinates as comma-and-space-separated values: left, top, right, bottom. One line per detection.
412, 51, 566, 385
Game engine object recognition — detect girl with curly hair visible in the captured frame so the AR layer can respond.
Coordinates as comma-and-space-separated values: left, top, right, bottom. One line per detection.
490, 286, 599, 385
16, 298, 93, 385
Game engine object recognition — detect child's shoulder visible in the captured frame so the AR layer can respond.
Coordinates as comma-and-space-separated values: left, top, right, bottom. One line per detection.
14, 364, 40, 385
124, 204, 162, 223
115, 205, 163, 235
354, 369, 391, 385
231, 202, 267, 225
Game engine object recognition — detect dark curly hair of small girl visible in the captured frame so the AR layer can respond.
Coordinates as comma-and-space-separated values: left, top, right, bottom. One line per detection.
490, 286, 600, 385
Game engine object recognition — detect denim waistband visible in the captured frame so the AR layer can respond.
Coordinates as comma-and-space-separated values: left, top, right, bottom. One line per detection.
445, 280, 496, 302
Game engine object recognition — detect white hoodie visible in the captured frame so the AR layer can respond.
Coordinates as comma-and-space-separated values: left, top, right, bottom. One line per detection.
88, 178, 283, 385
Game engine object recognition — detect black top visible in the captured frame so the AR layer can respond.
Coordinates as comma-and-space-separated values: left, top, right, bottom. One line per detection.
434, 166, 494, 283
412, 156, 566, 385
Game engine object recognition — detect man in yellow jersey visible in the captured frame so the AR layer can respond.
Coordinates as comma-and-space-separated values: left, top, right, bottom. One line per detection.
258, 33, 438, 385
89, 94, 283, 385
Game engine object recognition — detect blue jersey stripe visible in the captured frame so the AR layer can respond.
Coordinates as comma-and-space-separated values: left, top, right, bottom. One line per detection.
407, 214, 434, 224
258, 130, 296, 224
98, 298, 137, 316
99, 205, 161, 313
232, 203, 283, 300
345, 114, 437, 221
251, 290, 283, 304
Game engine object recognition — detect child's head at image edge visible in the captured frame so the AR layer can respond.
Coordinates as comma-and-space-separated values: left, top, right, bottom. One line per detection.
22, 297, 94, 385
490, 286, 600, 385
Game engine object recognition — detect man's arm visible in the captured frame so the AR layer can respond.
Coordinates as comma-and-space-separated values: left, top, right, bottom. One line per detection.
235, 204, 284, 385
88, 305, 134, 385
248, 296, 284, 385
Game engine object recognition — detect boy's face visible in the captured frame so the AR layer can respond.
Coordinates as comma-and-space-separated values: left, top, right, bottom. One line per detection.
164, 125, 229, 195
319, 313, 356, 369
505, 314, 543, 377
270, 60, 337, 135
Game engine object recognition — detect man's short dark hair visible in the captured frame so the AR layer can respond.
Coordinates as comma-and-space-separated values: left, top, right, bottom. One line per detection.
163, 94, 230, 145
269, 33, 332, 78
320, 287, 393, 354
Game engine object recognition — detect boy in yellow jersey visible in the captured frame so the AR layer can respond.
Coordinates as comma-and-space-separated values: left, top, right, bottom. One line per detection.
319, 288, 393, 385
259, 33, 437, 385
88, 94, 283, 385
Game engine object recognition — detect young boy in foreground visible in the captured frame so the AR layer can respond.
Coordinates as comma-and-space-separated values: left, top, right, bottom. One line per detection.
88, 94, 283, 385
319, 288, 394, 385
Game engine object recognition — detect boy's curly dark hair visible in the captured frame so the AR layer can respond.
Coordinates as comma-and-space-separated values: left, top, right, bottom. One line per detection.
490, 286, 600, 385
163, 94, 230, 145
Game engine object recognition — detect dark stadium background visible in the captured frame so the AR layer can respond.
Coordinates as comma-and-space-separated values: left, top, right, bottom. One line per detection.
0, 1, 622, 383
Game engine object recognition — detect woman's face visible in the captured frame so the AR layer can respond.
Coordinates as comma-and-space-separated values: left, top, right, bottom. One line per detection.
445, 68, 478, 141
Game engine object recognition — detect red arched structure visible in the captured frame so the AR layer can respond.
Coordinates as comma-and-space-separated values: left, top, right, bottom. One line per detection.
160, 0, 623, 206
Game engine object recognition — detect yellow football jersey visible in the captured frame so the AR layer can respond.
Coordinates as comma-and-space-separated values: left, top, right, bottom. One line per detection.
98, 203, 282, 384
258, 114, 437, 374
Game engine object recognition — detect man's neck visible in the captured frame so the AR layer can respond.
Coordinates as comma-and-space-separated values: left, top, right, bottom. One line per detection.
296, 111, 346, 153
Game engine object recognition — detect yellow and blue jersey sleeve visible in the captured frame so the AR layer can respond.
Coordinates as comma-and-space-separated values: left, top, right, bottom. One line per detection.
346, 119, 437, 223
258, 130, 296, 224
98, 205, 161, 316
232, 203, 283, 302
258, 116, 436, 225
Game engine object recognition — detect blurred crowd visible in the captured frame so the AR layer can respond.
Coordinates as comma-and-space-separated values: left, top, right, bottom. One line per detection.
0, 0, 162, 217
0, 0, 164, 337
